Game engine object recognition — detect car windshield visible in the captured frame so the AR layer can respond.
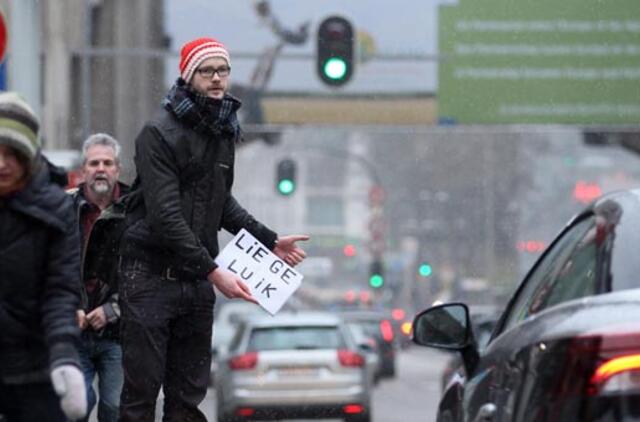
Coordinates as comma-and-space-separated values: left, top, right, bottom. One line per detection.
346, 322, 373, 344
248, 326, 346, 351
349, 320, 381, 337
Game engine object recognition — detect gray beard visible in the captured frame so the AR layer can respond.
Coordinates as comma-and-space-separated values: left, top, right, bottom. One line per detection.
90, 181, 113, 196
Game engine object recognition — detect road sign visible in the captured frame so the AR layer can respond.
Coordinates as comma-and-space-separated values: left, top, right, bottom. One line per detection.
439, 0, 640, 124
0, 9, 7, 63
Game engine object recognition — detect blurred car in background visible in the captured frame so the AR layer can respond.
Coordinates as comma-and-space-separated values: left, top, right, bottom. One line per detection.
41, 149, 82, 188
339, 310, 397, 379
343, 320, 381, 386
413, 190, 640, 421
216, 311, 372, 422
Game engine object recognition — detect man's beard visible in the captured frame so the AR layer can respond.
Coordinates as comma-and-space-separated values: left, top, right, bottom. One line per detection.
90, 179, 113, 196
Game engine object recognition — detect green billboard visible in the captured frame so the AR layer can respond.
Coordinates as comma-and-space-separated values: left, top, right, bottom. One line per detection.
438, 0, 640, 124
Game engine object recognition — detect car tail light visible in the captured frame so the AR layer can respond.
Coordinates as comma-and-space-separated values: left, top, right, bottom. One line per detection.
589, 353, 640, 395
343, 404, 365, 414
379, 319, 394, 343
228, 352, 258, 370
560, 332, 640, 397
401, 321, 413, 336
338, 349, 365, 367
235, 407, 255, 417
391, 308, 406, 321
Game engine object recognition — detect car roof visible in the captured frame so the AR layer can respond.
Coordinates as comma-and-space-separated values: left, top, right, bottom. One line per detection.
337, 310, 389, 321
216, 301, 264, 317
246, 311, 344, 328
569, 188, 640, 226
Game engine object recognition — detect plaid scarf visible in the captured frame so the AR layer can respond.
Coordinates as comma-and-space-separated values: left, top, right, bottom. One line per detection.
163, 78, 242, 142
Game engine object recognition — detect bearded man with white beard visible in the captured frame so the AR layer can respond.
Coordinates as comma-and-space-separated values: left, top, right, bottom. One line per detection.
68, 133, 129, 422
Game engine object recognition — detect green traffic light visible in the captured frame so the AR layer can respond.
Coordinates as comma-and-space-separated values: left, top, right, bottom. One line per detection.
323, 58, 348, 80
369, 274, 384, 288
419, 263, 432, 277
278, 179, 295, 195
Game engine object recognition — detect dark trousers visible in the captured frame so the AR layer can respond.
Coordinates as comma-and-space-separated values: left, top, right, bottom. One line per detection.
118, 258, 216, 422
0, 380, 66, 422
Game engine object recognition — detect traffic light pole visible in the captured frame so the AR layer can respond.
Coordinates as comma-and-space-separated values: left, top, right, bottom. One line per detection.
290, 143, 388, 290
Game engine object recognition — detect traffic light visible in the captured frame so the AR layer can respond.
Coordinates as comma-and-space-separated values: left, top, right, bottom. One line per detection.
516, 240, 546, 253
317, 15, 355, 87
573, 180, 602, 204
343, 244, 357, 257
275, 158, 296, 196
418, 262, 433, 278
369, 260, 384, 288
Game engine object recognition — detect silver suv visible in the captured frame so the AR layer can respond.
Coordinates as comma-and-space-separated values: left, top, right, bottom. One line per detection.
215, 311, 372, 422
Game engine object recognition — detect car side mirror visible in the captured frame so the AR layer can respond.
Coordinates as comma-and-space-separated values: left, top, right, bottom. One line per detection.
412, 303, 480, 375
412, 303, 470, 349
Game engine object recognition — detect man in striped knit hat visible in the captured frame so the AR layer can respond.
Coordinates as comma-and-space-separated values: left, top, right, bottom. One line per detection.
117, 38, 309, 421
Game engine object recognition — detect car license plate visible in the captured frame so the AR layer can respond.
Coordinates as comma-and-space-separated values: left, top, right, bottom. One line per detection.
277, 366, 318, 376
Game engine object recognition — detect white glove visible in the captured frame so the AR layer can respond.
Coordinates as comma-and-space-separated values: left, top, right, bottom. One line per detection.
50, 364, 88, 421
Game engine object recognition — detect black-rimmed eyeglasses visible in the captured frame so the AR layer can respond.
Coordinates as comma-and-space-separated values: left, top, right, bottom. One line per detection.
196, 66, 231, 78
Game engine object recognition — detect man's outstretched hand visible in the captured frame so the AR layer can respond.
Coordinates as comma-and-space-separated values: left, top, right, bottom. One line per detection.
273, 234, 310, 267
207, 267, 258, 304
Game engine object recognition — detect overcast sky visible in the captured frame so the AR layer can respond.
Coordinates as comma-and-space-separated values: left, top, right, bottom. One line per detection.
164, 0, 443, 94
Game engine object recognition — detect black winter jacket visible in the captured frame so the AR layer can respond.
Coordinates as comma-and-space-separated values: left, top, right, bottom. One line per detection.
120, 99, 277, 278
0, 158, 82, 383
69, 182, 130, 340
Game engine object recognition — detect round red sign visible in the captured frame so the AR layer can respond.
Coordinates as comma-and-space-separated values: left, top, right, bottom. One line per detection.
0, 9, 7, 63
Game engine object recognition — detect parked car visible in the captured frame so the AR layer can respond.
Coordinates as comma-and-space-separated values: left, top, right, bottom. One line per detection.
216, 311, 372, 422
413, 190, 640, 421
339, 310, 397, 379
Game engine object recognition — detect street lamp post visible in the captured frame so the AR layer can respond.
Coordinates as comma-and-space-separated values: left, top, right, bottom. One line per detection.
292, 143, 388, 295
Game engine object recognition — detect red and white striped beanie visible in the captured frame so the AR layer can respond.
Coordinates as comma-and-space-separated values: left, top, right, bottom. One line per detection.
179, 37, 231, 82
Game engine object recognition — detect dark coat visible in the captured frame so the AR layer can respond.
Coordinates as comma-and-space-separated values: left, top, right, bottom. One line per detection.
0, 158, 82, 383
120, 104, 277, 279
69, 182, 130, 340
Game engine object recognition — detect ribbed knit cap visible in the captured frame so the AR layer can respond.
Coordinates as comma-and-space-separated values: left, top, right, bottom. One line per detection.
179, 37, 231, 83
0, 92, 40, 163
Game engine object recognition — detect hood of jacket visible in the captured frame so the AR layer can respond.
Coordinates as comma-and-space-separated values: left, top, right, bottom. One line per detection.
5, 156, 72, 233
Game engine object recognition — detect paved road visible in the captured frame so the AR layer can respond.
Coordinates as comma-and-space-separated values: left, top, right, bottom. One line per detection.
89, 345, 450, 421
372, 346, 449, 422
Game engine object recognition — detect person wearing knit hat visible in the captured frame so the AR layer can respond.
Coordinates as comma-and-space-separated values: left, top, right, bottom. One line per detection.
0, 92, 40, 196
0, 92, 87, 421
117, 38, 309, 422
179, 37, 231, 83
0, 91, 40, 163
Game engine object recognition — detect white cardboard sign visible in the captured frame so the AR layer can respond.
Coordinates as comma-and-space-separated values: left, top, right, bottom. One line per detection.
215, 229, 303, 315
